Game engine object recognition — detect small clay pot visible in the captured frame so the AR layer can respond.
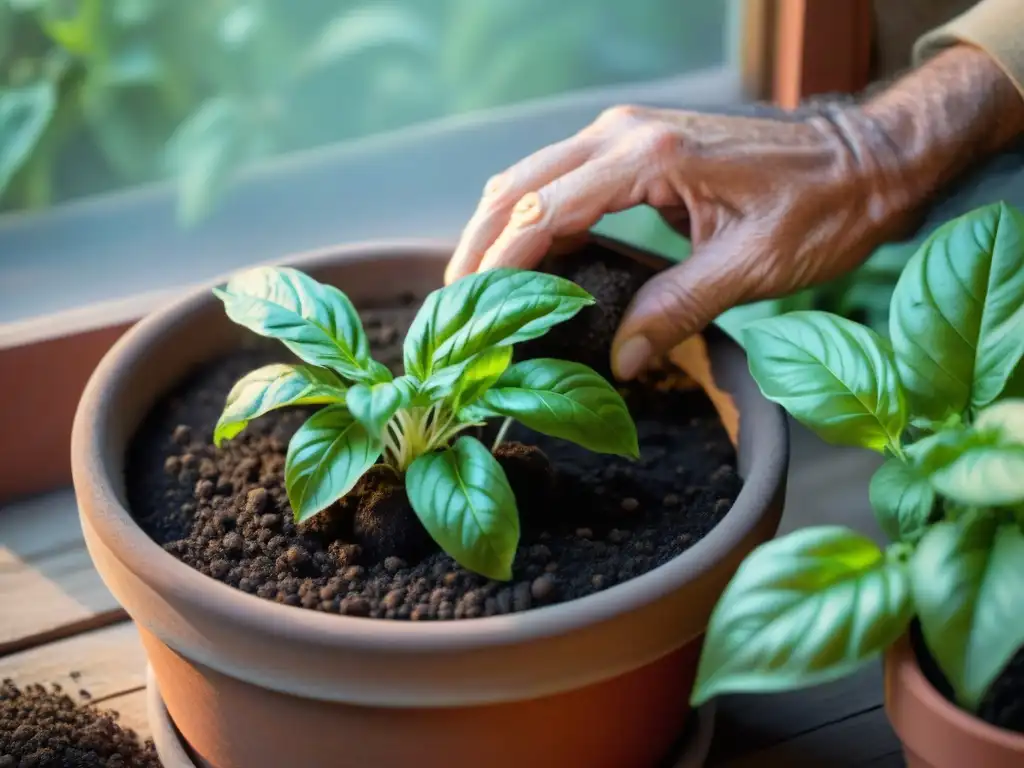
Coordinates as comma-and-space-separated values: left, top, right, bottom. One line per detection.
72, 238, 788, 768
885, 635, 1024, 767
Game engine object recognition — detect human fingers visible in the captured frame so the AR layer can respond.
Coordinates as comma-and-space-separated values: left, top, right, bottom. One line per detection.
445, 136, 595, 283
611, 237, 751, 380
475, 129, 679, 273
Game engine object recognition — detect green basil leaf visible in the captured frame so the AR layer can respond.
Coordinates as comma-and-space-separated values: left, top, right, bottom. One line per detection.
214, 266, 391, 384
743, 312, 906, 453
214, 364, 347, 446
473, 359, 639, 458
905, 427, 990, 474
418, 346, 511, 404
403, 268, 594, 380
889, 202, 1024, 419
691, 526, 913, 705
908, 406, 1024, 506
975, 398, 1024, 443
912, 516, 1024, 709
910, 412, 963, 433
346, 376, 417, 437
285, 404, 381, 523
406, 435, 519, 580
448, 346, 512, 411
868, 459, 935, 543
931, 445, 1024, 506
692, 526, 913, 704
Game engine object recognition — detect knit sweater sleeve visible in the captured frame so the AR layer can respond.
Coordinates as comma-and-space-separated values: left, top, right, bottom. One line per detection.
915, 0, 1024, 96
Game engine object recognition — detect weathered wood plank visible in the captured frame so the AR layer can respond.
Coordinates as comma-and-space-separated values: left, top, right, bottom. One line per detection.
0, 621, 149, 736
0, 622, 144, 700
721, 705, 902, 767
709, 663, 885, 764
0, 488, 123, 653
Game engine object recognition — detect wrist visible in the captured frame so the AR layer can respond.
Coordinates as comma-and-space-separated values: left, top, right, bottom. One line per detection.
799, 103, 923, 245
861, 45, 1024, 209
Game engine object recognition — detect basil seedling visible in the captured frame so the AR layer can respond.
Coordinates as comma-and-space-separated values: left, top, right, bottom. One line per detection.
692, 201, 1024, 714
213, 266, 639, 581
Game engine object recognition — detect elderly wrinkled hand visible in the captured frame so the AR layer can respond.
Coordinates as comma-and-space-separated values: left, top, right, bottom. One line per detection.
445, 46, 1024, 381
445, 104, 913, 381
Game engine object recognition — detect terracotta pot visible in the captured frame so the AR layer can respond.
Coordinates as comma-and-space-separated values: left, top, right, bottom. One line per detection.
144, 665, 720, 768
72, 238, 788, 768
885, 635, 1024, 767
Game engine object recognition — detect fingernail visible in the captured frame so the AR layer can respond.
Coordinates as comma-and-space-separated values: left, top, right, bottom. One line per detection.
510, 192, 543, 228
613, 335, 652, 381
484, 174, 504, 197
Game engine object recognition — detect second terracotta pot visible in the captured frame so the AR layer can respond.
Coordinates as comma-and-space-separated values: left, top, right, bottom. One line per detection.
885, 635, 1024, 768
72, 239, 789, 768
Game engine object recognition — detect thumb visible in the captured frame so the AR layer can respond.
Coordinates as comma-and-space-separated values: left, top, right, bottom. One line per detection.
610, 239, 750, 380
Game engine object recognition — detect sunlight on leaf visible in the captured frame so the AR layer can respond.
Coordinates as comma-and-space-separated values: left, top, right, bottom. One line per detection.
744, 312, 906, 453
692, 526, 913, 705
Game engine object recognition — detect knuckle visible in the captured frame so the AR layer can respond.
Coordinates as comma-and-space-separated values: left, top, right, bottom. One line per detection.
632, 123, 680, 164
594, 104, 646, 129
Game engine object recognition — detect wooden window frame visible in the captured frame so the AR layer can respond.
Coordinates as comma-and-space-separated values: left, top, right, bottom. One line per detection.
772, 0, 874, 108
0, 0, 874, 502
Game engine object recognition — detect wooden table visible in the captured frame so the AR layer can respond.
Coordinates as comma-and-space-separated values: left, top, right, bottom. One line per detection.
0, 422, 904, 766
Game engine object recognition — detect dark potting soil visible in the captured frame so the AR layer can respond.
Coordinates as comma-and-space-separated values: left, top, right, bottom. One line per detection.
0, 679, 161, 767
126, 251, 742, 620
912, 622, 1024, 734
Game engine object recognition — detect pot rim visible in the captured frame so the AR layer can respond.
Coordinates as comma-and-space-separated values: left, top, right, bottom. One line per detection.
72, 238, 789, 654
889, 634, 1024, 750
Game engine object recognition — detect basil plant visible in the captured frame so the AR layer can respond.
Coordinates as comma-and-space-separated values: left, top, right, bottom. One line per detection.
692, 202, 1024, 714
213, 266, 639, 581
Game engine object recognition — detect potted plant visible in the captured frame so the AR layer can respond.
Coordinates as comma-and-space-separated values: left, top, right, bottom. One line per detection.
691, 202, 1024, 768
71, 236, 788, 768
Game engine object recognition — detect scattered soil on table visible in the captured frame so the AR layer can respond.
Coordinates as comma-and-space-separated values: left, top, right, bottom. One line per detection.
0, 680, 160, 767
127, 246, 742, 620
913, 622, 1024, 734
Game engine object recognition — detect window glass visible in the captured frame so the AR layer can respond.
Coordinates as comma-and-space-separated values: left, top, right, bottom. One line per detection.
0, 1, 744, 323
0, 0, 733, 221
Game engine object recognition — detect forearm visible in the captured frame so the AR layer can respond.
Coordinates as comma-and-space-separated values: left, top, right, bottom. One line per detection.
863, 45, 1024, 210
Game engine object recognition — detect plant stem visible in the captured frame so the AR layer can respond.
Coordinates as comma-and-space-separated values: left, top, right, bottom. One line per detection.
492, 417, 513, 452
381, 428, 401, 466
889, 439, 906, 462
425, 409, 456, 450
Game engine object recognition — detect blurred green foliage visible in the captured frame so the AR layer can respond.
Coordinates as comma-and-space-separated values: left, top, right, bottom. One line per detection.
0, 0, 725, 224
